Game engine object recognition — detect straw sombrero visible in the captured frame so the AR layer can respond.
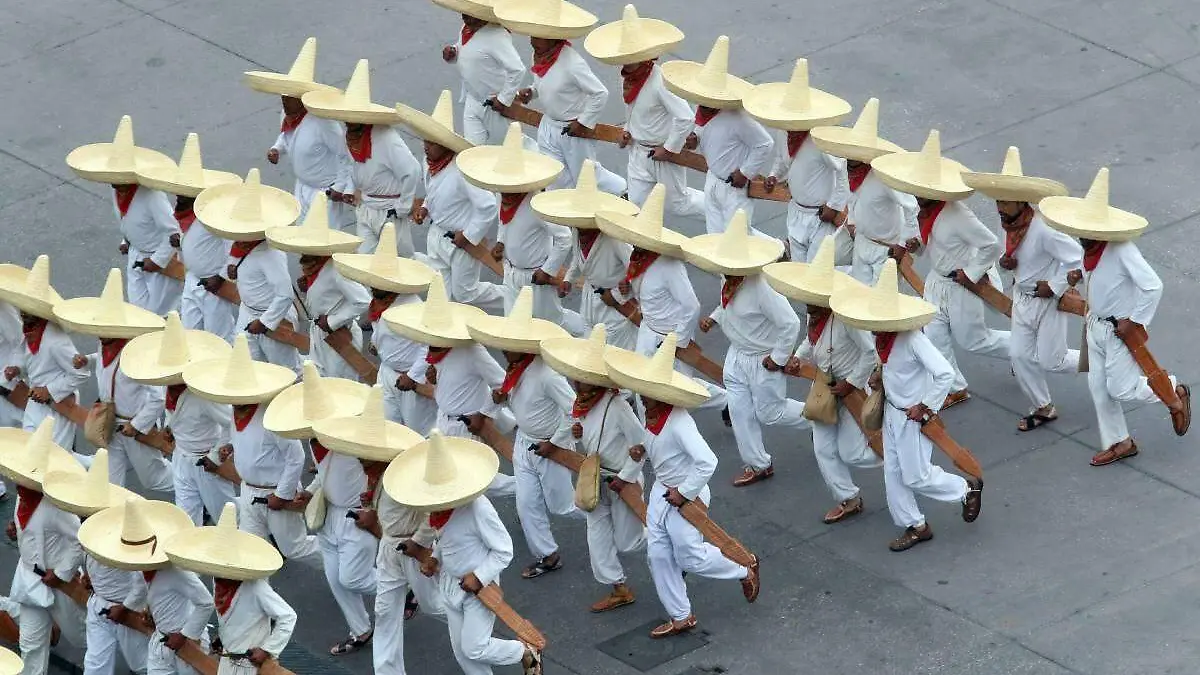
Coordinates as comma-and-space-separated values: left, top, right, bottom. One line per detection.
266, 192, 362, 255
0, 256, 63, 320
432, 0, 498, 22
135, 133, 241, 198
182, 334, 297, 405
743, 59, 851, 131
312, 385, 424, 463
681, 209, 783, 276
243, 37, 338, 97
961, 146, 1070, 204
333, 224, 437, 294
78, 497, 193, 571
0, 420, 83, 491
164, 502, 284, 581
121, 311, 232, 386
660, 36, 751, 110
263, 361, 371, 440
0, 648, 20, 675
541, 323, 622, 387
531, 160, 639, 228
194, 168, 301, 242
53, 269, 166, 339
383, 271, 487, 348
493, 0, 597, 39
762, 235, 857, 307
383, 431, 499, 511
583, 4, 684, 65
604, 332, 710, 408
395, 90, 473, 155
457, 122, 563, 193
43, 450, 139, 518
467, 286, 570, 353
596, 184, 687, 257
809, 98, 905, 163
302, 60, 403, 126
830, 258, 936, 332
872, 130, 973, 202
1040, 168, 1147, 242
65, 116, 175, 185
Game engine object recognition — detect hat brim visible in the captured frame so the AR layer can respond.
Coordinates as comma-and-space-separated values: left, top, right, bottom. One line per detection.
960, 172, 1069, 204
660, 60, 752, 109
0, 646, 21, 674
164, 526, 284, 581
583, 19, 684, 65
830, 285, 937, 332
242, 71, 339, 98
77, 501, 193, 571
182, 358, 296, 405
467, 317, 569, 353
742, 84, 852, 131
0, 265, 62, 320
432, 0, 498, 22
120, 329, 234, 386
595, 211, 687, 257
383, 301, 486, 348
871, 153, 974, 201
333, 254, 436, 294
265, 227, 362, 255
43, 471, 141, 517
681, 233, 784, 276
456, 146, 563, 194
394, 103, 473, 155
65, 145, 175, 185
301, 91, 404, 126
540, 336, 617, 387
194, 182, 301, 242
603, 349, 710, 408
263, 379, 372, 439
494, 0, 597, 39
383, 437, 499, 511
0, 428, 83, 491
312, 417, 424, 463
761, 262, 856, 306
1038, 197, 1149, 242
809, 126, 905, 163
52, 299, 166, 339
135, 167, 242, 199
531, 189, 639, 228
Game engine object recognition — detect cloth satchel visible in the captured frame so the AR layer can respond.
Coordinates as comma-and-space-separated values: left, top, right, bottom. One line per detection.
802, 369, 840, 425
305, 487, 327, 531
574, 398, 614, 512
84, 360, 118, 448
863, 388, 885, 432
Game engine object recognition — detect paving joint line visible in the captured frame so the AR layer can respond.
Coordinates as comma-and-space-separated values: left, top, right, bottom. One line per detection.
110, 0, 271, 70
0, 148, 102, 202
983, 0, 1163, 69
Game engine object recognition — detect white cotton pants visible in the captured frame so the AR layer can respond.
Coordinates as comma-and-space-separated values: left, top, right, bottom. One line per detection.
587, 480, 646, 585
126, 248, 182, 317
646, 483, 747, 621
243, 326, 301, 375
462, 95, 514, 146
438, 579, 525, 675
626, 147, 704, 219
436, 413, 517, 499
536, 118, 626, 195
309, 321, 364, 381
380, 365, 437, 436
296, 181, 356, 233
425, 229, 506, 312
635, 325, 727, 413
18, 591, 85, 675
180, 274, 236, 343
787, 207, 854, 265
237, 485, 319, 560
502, 263, 586, 337
147, 630, 208, 675
703, 172, 754, 235
513, 430, 581, 560
108, 431, 173, 492
172, 450, 238, 526
373, 547, 445, 675
812, 404, 880, 502
923, 274, 1012, 392
319, 504, 379, 637
216, 656, 256, 675
1086, 317, 1173, 448
83, 595, 148, 675
357, 205, 416, 258
722, 349, 809, 471
579, 282, 638, 350
0, 393, 22, 428
1010, 293, 1080, 411
881, 404, 968, 529
22, 401, 76, 452
851, 236, 890, 286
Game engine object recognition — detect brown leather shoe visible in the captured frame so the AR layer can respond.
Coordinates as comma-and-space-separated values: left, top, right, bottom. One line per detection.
741, 555, 760, 603
888, 524, 933, 552
650, 614, 697, 639
962, 477, 983, 523
1091, 439, 1138, 466
1172, 385, 1191, 436
590, 584, 635, 613
942, 390, 970, 409
822, 496, 864, 524
732, 465, 773, 487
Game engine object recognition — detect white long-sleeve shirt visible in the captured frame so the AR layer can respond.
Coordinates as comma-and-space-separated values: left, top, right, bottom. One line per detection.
19, 322, 89, 402
578, 391, 645, 482
507, 358, 574, 446
304, 260, 370, 331
530, 45, 606, 128
231, 407, 305, 500
86, 556, 147, 608
771, 135, 849, 210
92, 350, 165, 434
616, 256, 700, 345
378, 491, 437, 553
707, 274, 800, 364
849, 170, 918, 245
373, 294, 428, 378
410, 344, 505, 418
625, 66, 693, 153
166, 388, 231, 456
425, 162, 497, 246
146, 567, 214, 639
881, 331, 954, 412
495, 196, 572, 274
695, 109, 774, 180
216, 579, 296, 658
116, 188, 179, 268
433, 496, 512, 586
231, 243, 293, 330
0, 301, 21, 390
16, 497, 83, 582
350, 125, 420, 212
643, 407, 715, 501
308, 449, 366, 509
794, 316, 878, 391
1085, 241, 1162, 327
1009, 213, 1083, 297
181, 212, 232, 279
920, 201, 1001, 282
565, 231, 631, 290
455, 23, 525, 106
271, 113, 353, 192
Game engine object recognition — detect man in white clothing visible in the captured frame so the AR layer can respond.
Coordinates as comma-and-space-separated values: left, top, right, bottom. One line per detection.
440, 5, 527, 145
0, 299, 24, 433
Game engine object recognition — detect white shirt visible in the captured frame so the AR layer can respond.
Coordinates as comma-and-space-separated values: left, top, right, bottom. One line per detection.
708, 274, 800, 364
433, 496, 512, 586
881, 331, 954, 411
181, 211, 231, 279
455, 23, 525, 106
16, 497, 82, 582
146, 567, 214, 639
425, 162, 497, 246
91, 350, 165, 434
495, 195, 572, 274
18, 322, 89, 402
378, 491, 437, 553
565, 231, 631, 290
231, 407, 305, 500
625, 66, 694, 153
271, 113, 353, 192
308, 449, 366, 509
116, 187, 178, 267
1009, 213, 1083, 296
1085, 241, 1162, 326
216, 579, 296, 658
304, 260, 370, 330
373, 295, 428, 378
578, 391, 644, 482
230, 243, 293, 330
530, 45, 606, 128
86, 556, 147, 608
920, 200, 1001, 282
643, 407, 715, 501
849, 170, 918, 245
0, 301, 21, 390
770, 135, 849, 210
506, 358, 574, 446
350, 125, 420, 212
166, 388, 231, 456
794, 316, 878, 391
409, 345, 504, 418
694, 109, 774, 180
617, 256, 700, 345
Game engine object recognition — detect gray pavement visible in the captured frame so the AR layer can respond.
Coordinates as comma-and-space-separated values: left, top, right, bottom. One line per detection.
2, 0, 1199, 673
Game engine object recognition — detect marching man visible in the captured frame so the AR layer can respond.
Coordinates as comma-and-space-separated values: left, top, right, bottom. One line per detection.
0, 295, 22, 431
1039, 168, 1191, 465
438, 0, 527, 145
830, 259, 983, 551
962, 148, 1082, 431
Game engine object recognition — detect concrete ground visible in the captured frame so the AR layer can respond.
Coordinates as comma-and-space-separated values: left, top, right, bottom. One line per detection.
3, 0, 1200, 673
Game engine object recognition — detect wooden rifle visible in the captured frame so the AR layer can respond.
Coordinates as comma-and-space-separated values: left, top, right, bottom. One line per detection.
156, 257, 242, 305
1105, 318, 1183, 412
900, 255, 1087, 318
322, 326, 378, 384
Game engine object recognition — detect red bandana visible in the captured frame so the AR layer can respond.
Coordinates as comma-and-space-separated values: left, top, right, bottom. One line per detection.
15, 486, 42, 529
917, 201, 947, 245
644, 404, 674, 435
787, 131, 809, 158
230, 240, 263, 259
233, 405, 259, 432
214, 579, 241, 616
297, 258, 330, 293
531, 40, 570, 77
694, 108, 720, 127
360, 462, 387, 505
281, 110, 307, 134
165, 384, 187, 412
142, 570, 157, 585
624, 250, 659, 283
807, 313, 830, 345
461, 23, 479, 45
1004, 225, 1029, 258
312, 439, 331, 464
367, 297, 390, 323
571, 389, 611, 418
847, 164, 871, 193
348, 126, 374, 163
875, 332, 898, 364
427, 152, 455, 177
578, 230, 601, 258
621, 60, 656, 105
429, 509, 455, 529
720, 276, 745, 308
426, 349, 451, 365
499, 354, 535, 394
114, 186, 138, 218
175, 207, 196, 234
101, 340, 128, 368
499, 193, 527, 225
23, 319, 48, 355
1083, 242, 1107, 272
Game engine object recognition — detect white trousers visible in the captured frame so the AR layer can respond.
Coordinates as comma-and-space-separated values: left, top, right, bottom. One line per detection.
579, 282, 638, 350
462, 95, 514, 146
108, 432, 173, 492
0, 393, 22, 428
513, 430, 580, 559
18, 590, 85, 675
587, 480, 646, 585
923, 274, 1012, 392
425, 229, 506, 312
626, 148, 704, 219
1010, 293, 1080, 410
702, 172, 754, 235
237, 485, 319, 560
437, 413, 517, 499
1087, 318, 1173, 448
787, 207, 854, 265
635, 325, 727, 413
319, 504, 378, 637
22, 401, 77, 453
723, 349, 809, 471
882, 404, 968, 528
438, 578, 525, 675
502, 263, 585, 337
180, 275, 236, 343
380, 365, 437, 435
373, 548, 445, 675
295, 181, 356, 232
851, 236, 890, 286
357, 205, 416, 258
243, 322, 301, 375
216, 657, 256, 675
83, 595, 148, 675
309, 321, 364, 381
812, 405, 880, 502
536, 118, 626, 195
646, 483, 747, 621
172, 450, 238, 526
147, 630, 208, 675
126, 249, 182, 316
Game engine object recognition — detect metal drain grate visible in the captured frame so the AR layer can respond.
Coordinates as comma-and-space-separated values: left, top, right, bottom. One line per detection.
595, 619, 711, 672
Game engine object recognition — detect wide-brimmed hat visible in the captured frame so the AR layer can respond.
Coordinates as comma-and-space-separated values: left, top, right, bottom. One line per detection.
395, 90, 473, 155
182, 334, 297, 405
121, 311, 232, 386
531, 160, 639, 228
0, 256, 64, 320
872, 130, 973, 201
605, 332, 710, 407
266, 192, 362, 255
583, 4, 684, 65
467, 287, 570, 353
457, 122, 563, 193
596, 184, 687, 257
263, 361, 371, 440
333, 223, 436, 294
312, 385, 424, 463
302, 59, 403, 125
661, 36, 751, 110
809, 98, 905, 163
164, 502, 284, 581
541, 323, 623, 387
53, 269, 166, 339
0, 419, 83, 491
383, 430, 499, 511
43, 449, 139, 517
493, 0, 597, 39
0, 647, 21, 675
762, 235, 857, 307
136, 133, 242, 198
383, 271, 487, 348
77, 497, 192, 571
432, 0, 498, 22
1040, 167, 1147, 242
194, 168, 301, 242
830, 258, 935, 332
743, 59, 851, 131
66, 115, 175, 185
961, 146, 1069, 204
243, 37, 338, 97
682, 209, 783, 276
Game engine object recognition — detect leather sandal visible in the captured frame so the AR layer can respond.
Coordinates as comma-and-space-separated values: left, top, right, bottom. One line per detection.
942, 390, 970, 410
741, 555, 760, 603
522, 646, 544, 675
732, 466, 773, 487
962, 478, 983, 523
1172, 385, 1191, 436
590, 585, 635, 613
823, 496, 864, 524
521, 553, 563, 579
1090, 440, 1138, 467
330, 631, 372, 656
650, 615, 697, 639
403, 590, 419, 620
888, 524, 933, 552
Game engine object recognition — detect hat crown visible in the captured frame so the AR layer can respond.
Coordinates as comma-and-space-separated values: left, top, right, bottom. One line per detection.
109, 116, 137, 173
528, 0, 564, 22
698, 36, 731, 90
431, 90, 457, 133
225, 335, 257, 389
582, 323, 608, 370
157, 312, 189, 368
231, 169, 264, 222
632, 184, 666, 237
650, 332, 677, 382
28, 418, 57, 476
369, 224, 400, 275
95, 269, 129, 325
496, 123, 526, 176
421, 273, 453, 330
782, 59, 812, 112
851, 97, 881, 140
343, 60, 373, 108
1000, 146, 1023, 177
215, 502, 238, 531
617, 4, 644, 51
508, 287, 535, 327
119, 497, 156, 547
573, 160, 599, 206
300, 361, 332, 422
88, 448, 110, 490
423, 431, 458, 486
869, 259, 901, 316
176, 133, 205, 185
1082, 167, 1111, 222
299, 191, 332, 236
26, 255, 52, 301
809, 234, 836, 277
360, 385, 388, 446
916, 130, 944, 185
286, 37, 318, 82
720, 209, 751, 259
